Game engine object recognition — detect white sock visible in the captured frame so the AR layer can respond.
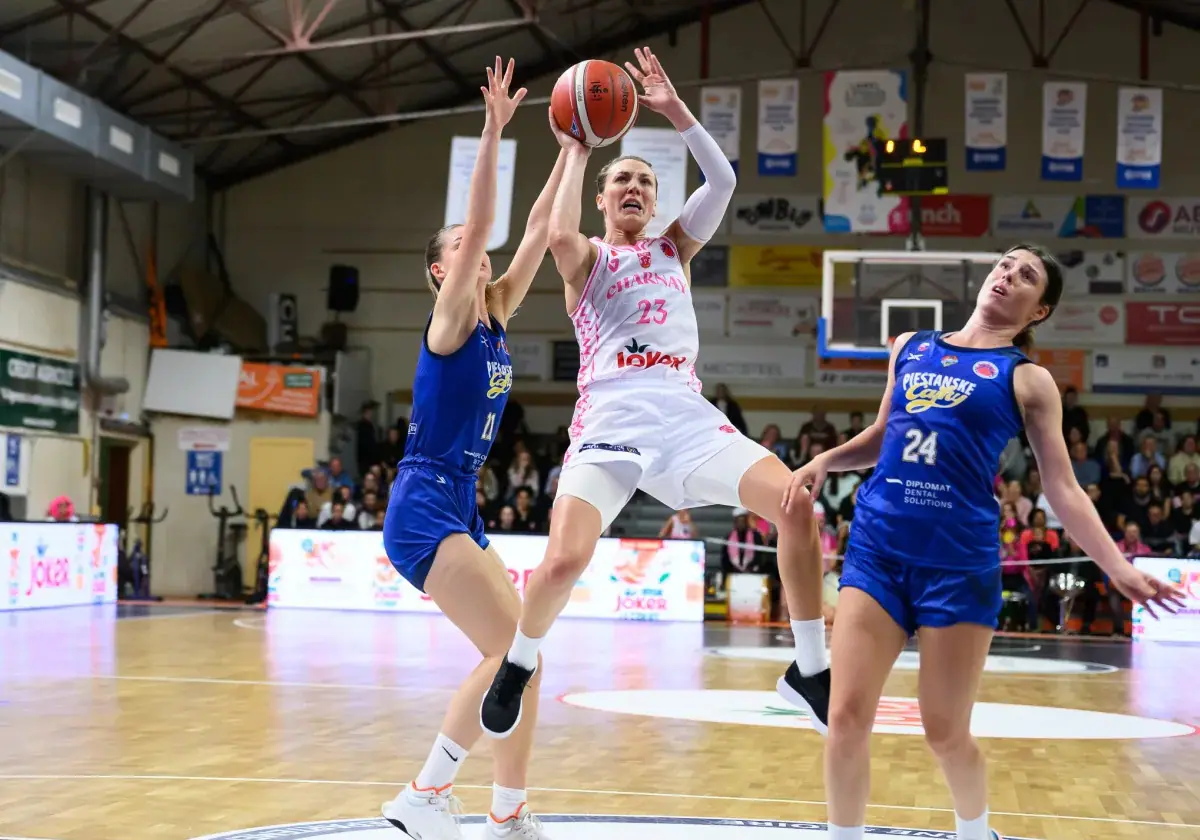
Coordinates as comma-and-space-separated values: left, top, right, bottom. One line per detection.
412, 733, 468, 793
791, 618, 829, 676
956, 809, 989, 840
828, 824, 865, 840
488, 784, 527, 823
507, 629, 543, 671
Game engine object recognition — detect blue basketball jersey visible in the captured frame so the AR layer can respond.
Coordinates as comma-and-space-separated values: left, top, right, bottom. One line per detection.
401, 314, 513, 478
849, 331, 1029, 571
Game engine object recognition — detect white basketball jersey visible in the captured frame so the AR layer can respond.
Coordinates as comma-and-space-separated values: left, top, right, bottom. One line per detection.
570, 235, 701, 393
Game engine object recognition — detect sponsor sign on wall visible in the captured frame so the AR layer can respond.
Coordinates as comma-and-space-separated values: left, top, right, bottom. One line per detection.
237, 363, 320, 417
728, 246, 823, 287
1032, 299, 1124, 346
728, 194, 821, 237
693, 291, 728, 335
816, 357, 888, 389
268, 530, 706, 622
1055, 250, 1126, 295
1030, 349, 1087, 391
992, 195, 1125, 238
1128, 197, 1200, 239
1126, 251, 1200, 294
1125, 302, 1200, 345
506, 338, 549, 381
1132, 556, 1200, 643
696, 343, 806, 383
2, 523, 119, 612
1092, 347, 1200, 394
892, 194, 991, 237
727, 294, 819, 337
0, 348, 81, 435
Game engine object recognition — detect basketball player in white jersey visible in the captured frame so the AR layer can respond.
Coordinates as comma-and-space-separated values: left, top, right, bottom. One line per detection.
481, 47, 832, 738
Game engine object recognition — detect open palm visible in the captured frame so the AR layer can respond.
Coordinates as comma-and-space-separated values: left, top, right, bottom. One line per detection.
624, 46, 679, 114
482, 56, 527, 130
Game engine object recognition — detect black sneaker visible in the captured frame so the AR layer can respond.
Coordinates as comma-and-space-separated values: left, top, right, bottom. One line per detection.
480, 657, 537, 739
776, 662, 830, 736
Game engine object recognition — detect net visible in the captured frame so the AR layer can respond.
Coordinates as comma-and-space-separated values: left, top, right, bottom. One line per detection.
819, 249, 1001, 359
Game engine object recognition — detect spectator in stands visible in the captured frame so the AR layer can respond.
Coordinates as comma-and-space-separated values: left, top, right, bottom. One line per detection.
1061, 530, 1101, 635
1061, 386, 1090, 443
1070, 440, 1101, 487
709, 383, 748, 435
1170, 490, 1197, 542
659, 509, 696, 539
318, 485, 357, 528
304, 467, 333, 515
327, 456, 353, 491
477, 460, 500, 506
800, 408, 838, 452
1112, 522, 1149, 636
1141, 503, 1178, 556
320, 499, 356, 530
1169, 435, 1200, 486
758, 424, 790, 463
1021, 509, 1060, 630
999, 479, 1033, 526
723, 508, 766, 573
1085, 482, 1120, 538
820, 470, 861, 525
1124, 475, 1155, 530
1092, 417, 1135, 469
1135, 393, 1170, 431
835, 482, 860, 530
506, 451, 540, 504
283, 499, 317, 529
543, 453, 564, 498
46, 496, 76, 522
1130, 436, 1165, 479
511, 487, 542, 533
355, 471, 381, 506
489, 505, 516, 532
378, 422, 406, 469
843, 411, 865, 442
1023, 467, 1043, 504
1033, 483, 1063, 531
475, 487, 489, 516
1179, 462, 1200, 498
0, 492, 12, 522
356, 490, 381, 529
1147, 463, 1173, 503
356, 400, 381, 473
1137, 409, 1175, 457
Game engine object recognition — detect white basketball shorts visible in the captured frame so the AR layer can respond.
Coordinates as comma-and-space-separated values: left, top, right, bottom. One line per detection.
556, 381, 774, 531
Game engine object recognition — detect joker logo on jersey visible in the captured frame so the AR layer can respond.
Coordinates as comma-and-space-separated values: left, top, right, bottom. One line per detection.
901, 371, 977, 414
486, 361, 513, 398
616, 339, 687, 371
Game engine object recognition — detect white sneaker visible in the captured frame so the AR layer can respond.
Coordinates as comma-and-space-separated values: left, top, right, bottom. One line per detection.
486, 804, 551, 838
381, 783, 464, 839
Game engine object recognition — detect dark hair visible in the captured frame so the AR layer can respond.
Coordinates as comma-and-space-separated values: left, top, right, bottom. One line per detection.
424, 224, 459, 292
596, 154, 656, 193
1003, 243, 1064, 350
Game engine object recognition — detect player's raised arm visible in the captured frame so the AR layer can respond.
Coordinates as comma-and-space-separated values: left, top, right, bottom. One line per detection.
428, 57, 526, 353
546, 123, 597, 306
491, 114, 571, 326
783, 332, 912, 513
1018, 362, 1186, 617
625, 47, 736, 266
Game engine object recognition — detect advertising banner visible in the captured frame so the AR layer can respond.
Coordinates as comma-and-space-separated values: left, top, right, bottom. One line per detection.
1126, 252, 1200, 294
756, 79, 799, 176
1041, 81, 1086, 181
700, 86, 741, 178
1132, 556, 1200, 643
727, 294, 819, 337
1125, 302, 1200, 345
729, 194, 821, 237
1029, 349, 1086, 392
992, 195, 1125, 239
237, 363, 320, 417
964, 73, 1007, 171
728, 246, 823, 287
0, 348, 81, 434
1032, 299, 1124, 346
1116, 87, 1163, 189
1128, 197, 1200, 239
2, 523, 119, 611
268, 530, 706, 622
1092, 348, 1200, 394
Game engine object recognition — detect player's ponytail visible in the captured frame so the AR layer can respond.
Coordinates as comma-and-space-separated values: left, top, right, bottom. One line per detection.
424, 223, 500, 312
1005, 242, 1064, 351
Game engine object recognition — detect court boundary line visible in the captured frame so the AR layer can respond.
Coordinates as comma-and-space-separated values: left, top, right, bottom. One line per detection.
1, 674, 455, 694
0, 773, 1194, 831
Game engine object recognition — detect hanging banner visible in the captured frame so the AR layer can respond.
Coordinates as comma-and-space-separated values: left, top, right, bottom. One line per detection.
1127, 197, 1200, 239
620, 127, 688, 237
1041, 82, 1087, 182
1127, 252, 1200, 294
756, 79, 799, 176
1116, 87, 1162, 190
444, 135, 516, 250
964, 73, 1007, 171
822, 70, 909, 233
699, 86, 741, 180
729, 194, 821, 237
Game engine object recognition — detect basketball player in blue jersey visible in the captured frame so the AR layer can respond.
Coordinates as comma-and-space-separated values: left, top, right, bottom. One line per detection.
782, 244, 1185, 840
379, 57, 569, 840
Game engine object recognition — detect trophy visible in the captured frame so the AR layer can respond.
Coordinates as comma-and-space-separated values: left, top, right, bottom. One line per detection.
1049, 571, 1088, 633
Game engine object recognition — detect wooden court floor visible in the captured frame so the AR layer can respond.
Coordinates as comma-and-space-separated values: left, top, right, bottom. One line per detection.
1, 604, 1198, 840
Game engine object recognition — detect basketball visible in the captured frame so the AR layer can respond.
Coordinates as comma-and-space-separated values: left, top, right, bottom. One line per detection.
551, 59, 639, 148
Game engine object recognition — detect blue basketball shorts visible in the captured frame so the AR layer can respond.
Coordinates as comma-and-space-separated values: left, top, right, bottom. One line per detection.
839, 544, 1003, 636
382, 465, 488, 592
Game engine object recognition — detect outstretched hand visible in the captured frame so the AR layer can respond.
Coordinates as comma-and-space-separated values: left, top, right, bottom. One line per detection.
624, 46, 681, 116
482, 56, 527, 131
1109, 564, 1189, 620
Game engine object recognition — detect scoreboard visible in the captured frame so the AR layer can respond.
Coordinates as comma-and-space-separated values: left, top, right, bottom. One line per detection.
879, 137, 949, 196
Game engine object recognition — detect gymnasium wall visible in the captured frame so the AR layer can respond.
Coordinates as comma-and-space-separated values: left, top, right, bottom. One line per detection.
0, 152, 205, 519
220, 0, 1200, 435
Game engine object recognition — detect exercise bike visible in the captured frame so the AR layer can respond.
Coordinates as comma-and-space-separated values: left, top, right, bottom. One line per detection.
245, 507, 278, 606
199, 486, 246, 601
121, 502, 168, 601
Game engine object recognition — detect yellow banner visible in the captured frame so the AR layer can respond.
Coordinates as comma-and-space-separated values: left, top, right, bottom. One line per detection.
728, 245, 825, 288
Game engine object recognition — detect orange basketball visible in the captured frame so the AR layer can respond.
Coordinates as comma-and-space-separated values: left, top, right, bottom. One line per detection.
551, 60, 639, 148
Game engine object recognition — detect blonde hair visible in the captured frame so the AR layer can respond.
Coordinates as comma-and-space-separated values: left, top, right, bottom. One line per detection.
424, 224, 498, 310
596, 154, 656, 193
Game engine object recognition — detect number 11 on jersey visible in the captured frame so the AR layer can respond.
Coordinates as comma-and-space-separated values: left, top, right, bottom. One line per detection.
481, 412, 497, 441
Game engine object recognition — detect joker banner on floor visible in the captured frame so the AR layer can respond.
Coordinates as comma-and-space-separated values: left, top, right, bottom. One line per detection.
822, 70, 909, 233
964, 73, 1007, 171
1116, 87, 1162, 189
2, 523, 119, 612
1041, 82, 1087, 182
